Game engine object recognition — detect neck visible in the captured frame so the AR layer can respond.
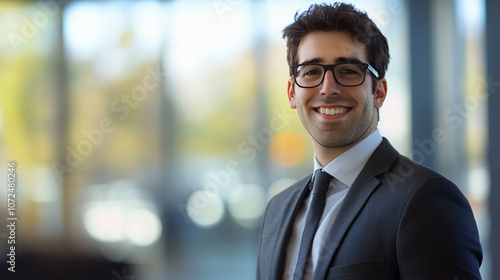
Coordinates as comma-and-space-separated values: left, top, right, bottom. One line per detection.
313, 127, 377, 166
313, 142, 352, 167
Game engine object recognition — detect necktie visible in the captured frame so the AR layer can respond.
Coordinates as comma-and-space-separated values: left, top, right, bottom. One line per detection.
293, 169, 332, 280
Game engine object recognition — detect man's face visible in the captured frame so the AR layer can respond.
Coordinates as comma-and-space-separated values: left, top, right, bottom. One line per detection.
288, 31, 387, 161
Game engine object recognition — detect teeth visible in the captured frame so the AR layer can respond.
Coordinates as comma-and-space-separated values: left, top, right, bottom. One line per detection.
320, 107, 347, 115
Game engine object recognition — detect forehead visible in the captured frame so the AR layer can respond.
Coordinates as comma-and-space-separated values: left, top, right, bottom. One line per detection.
297, 31, 368, 64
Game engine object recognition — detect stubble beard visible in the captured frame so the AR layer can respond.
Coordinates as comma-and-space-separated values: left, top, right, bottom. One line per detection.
302, 105, 376, 150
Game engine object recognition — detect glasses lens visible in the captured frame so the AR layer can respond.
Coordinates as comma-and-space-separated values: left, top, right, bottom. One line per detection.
334, 63, 365, 86
294, 64, 325, 88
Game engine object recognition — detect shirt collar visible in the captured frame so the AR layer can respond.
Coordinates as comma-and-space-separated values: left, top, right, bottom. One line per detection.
313, 129, 383, 187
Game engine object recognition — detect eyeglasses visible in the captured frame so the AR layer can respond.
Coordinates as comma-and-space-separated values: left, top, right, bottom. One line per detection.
290, 62, 379, 88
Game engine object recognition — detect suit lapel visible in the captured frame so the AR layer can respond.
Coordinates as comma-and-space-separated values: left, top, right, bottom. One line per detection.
313, 138, 400, 279
269, 176, 312, 279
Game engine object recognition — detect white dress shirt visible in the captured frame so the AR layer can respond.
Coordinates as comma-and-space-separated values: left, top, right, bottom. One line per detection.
283, 129, 383, 280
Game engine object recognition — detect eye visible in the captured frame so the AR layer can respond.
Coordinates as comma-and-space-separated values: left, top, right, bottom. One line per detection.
336, 64, 364, 76
304, 69, 321, 76
340, 68, 358, 74
297, 65, 323, 77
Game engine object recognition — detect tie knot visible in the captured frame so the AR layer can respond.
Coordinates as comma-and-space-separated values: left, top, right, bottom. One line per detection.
310, 169, 332, 193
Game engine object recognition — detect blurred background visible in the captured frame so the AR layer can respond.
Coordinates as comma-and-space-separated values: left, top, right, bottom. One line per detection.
0, 0, 498, 279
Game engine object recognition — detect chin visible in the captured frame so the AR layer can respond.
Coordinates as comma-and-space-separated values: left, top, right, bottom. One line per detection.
315, 137, 353, 149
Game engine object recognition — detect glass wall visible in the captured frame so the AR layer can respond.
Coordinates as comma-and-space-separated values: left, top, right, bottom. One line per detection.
0, 0, 489, 279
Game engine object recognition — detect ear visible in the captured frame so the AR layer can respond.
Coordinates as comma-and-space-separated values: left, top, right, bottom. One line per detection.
287, 78, 297, 109
374, 78, 387, 109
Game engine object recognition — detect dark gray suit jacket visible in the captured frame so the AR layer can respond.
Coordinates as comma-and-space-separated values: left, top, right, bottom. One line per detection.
257, 138, 482, 279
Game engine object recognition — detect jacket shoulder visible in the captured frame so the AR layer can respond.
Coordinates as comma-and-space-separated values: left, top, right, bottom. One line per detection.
369, 138, 449, 189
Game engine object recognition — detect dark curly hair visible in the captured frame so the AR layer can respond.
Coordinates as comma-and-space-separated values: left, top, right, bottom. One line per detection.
282, 3, 390, 79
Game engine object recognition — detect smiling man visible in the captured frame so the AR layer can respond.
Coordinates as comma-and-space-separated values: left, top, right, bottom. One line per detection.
256, 3, 482, 280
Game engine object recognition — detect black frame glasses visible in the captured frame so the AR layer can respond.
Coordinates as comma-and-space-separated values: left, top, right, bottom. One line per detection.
290, 62, 380, 88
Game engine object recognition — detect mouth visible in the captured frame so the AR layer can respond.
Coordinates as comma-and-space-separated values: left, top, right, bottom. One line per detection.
317, 106, 350, 116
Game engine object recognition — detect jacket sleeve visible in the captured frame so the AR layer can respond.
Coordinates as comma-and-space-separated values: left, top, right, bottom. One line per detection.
256, 194, 279, 280
256, 201, 268, 279
396, 176, 483, 279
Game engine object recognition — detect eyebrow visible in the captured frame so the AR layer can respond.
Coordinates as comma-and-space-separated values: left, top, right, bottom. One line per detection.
299, 57, 365, 65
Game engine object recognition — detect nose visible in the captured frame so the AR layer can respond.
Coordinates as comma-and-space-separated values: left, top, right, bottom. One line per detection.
320, 69, 340, 95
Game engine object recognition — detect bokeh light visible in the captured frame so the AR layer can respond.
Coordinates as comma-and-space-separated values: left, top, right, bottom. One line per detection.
227, 184, 266, 228
269, 131, 307, 167
186, 190, 225, 228
83, 202, 127, 243
126, 208, 162, 246
82, 200, 162, 246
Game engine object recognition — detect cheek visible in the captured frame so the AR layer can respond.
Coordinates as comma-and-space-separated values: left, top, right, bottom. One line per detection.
355, 91, 375, 108
291, 89, 310, 109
